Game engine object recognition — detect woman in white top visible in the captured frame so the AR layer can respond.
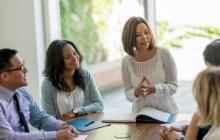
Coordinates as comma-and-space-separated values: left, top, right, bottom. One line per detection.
185, 68, 220, 140
121, 16, 178, 114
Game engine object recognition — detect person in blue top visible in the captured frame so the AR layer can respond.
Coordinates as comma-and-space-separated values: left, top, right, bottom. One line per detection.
0, 48, 79, 140
41, 39, 104, 121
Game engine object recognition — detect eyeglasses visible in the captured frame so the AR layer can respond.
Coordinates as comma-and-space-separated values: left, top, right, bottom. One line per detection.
4, 64, 27, 73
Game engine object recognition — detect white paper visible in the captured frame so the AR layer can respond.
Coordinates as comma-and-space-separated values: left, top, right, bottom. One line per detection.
102, 112, 137, 122
161, 120, 190, 128
73, 135, 88, 140
138, 107, 171, 122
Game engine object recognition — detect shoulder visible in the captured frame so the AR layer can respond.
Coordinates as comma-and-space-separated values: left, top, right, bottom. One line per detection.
157, 47, 171, 55
80, 68, 92, 78
17, 87, 29, 97
41, 78, 54, 89
156, 47, 173, 60
80, 69, 95, 83
122, 55, 131, 65
16, 87, 33, 101
41, 79, 57, 96
42, 78, 52, 85
122, 55, 130, 61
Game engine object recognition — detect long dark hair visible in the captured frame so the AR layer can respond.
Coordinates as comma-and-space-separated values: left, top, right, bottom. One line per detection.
43, 39, 85, 91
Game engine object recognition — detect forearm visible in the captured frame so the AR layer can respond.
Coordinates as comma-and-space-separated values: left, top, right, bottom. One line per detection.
0, 119, 57, 140
125, 88, 139, 102
39, 116, 64, 131
185, 113, 200, 140
184, 123, 198, 140
29, 98, 64, 131
76, 101, 104, 115
0, 130, 57, 140
155, 82, 178, 96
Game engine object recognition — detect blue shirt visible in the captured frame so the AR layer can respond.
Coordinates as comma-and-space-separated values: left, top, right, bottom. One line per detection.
0, 85, 64, 140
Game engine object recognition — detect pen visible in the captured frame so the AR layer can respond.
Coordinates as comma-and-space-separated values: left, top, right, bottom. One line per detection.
84, 120, 95, 127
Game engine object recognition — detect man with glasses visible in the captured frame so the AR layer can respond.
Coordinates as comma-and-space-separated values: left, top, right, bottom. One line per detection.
0, 48, 79, 140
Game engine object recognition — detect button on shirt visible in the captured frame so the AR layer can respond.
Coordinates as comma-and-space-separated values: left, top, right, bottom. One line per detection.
0, 86, 64, 140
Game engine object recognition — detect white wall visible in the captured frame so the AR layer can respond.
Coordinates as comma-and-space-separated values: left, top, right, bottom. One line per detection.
0, 0, 45, 104
0, 0, 155, 104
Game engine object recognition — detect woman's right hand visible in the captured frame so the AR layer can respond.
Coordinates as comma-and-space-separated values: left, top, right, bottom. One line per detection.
60, 112, 77, 121
134, 77, 148, 97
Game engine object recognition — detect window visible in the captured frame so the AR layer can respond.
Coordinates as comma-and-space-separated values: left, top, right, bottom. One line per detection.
60, 0, 145, 65
156, 0, 220, 113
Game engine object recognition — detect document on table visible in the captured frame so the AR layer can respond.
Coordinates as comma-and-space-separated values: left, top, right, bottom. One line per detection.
73, 135, 88, 140
161, 120, 190, 128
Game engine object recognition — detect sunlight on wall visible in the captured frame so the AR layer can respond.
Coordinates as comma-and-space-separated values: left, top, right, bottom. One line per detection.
156, 0, 220, 26
156, 0, 220, 80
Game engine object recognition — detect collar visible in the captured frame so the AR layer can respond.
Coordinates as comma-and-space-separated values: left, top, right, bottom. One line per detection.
0, 85, 15, 102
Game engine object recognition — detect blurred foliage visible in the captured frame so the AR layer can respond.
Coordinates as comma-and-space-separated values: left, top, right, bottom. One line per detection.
60, 0, 220, 64
60, 0, 115, 65
157, 21, 220, 48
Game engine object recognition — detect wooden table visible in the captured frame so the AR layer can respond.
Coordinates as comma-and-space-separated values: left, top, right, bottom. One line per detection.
77, 112, 164, 140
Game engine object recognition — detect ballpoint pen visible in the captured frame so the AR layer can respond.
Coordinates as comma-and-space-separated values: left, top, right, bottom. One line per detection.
84, 120, 95, 127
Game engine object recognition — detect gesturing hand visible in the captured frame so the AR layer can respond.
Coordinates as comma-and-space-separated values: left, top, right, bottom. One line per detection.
134, 76, 155, 97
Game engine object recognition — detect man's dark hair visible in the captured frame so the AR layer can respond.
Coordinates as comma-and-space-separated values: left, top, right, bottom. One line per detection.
203, 39, 220, 66
0, 48, 17, 72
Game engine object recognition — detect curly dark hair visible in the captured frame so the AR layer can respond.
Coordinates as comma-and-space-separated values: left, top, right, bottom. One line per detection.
43, 39, 85, 91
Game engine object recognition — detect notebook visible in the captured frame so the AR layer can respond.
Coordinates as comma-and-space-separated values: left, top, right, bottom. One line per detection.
67, 117, 110, 132
136, 107, 176, 123
102, 107, 176, 123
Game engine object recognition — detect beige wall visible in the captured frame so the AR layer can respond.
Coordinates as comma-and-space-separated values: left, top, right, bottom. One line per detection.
0, 0, 45, 104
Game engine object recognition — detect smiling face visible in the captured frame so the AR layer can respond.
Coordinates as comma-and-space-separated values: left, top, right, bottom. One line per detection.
62, 44, 80, 71
0, 54, 28, 91
135, 23, 151, 51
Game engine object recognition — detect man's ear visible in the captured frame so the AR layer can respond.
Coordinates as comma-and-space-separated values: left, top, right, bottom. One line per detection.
0, 72, 9, 82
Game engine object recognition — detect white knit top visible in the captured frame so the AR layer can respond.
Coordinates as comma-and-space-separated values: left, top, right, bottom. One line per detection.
121, 47, 179, 114
57, 86, 85, 115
